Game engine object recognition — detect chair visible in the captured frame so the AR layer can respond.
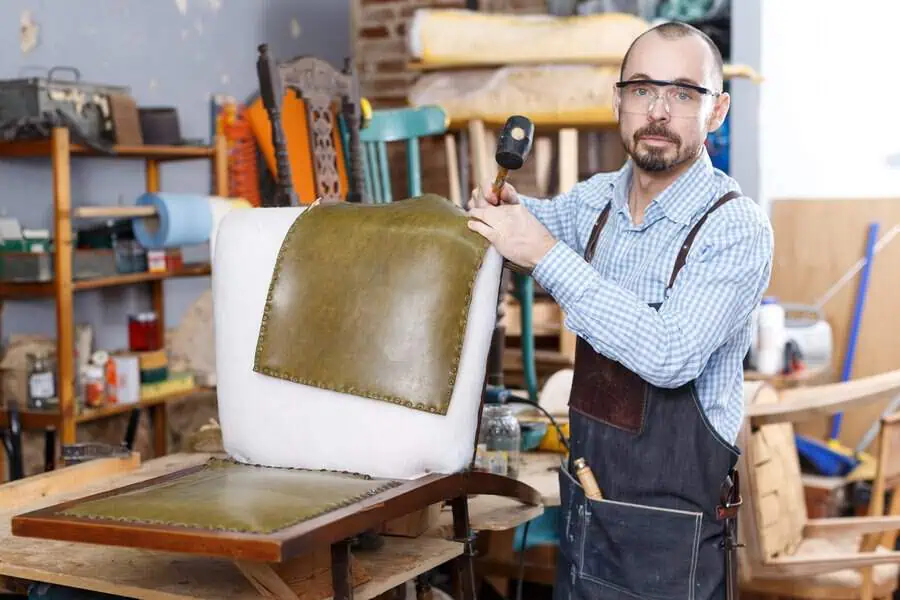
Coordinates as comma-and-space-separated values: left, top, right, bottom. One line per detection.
739, 372, 900, 599
253, 44, 364, 206
358, 105, 448, 203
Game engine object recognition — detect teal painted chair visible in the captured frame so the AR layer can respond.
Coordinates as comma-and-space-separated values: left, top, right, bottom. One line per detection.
356, 105, 448, 203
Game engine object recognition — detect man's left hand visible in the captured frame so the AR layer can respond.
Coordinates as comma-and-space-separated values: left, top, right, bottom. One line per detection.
467, 204, 557, 270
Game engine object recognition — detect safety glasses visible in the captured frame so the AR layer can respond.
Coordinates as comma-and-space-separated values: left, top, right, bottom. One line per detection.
616, 79, 720, 118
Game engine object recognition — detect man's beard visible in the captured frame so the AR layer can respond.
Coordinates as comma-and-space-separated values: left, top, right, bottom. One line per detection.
625, 123, 684, 172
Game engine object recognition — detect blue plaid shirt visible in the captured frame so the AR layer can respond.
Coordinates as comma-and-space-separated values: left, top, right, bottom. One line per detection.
521, 149, 774, 444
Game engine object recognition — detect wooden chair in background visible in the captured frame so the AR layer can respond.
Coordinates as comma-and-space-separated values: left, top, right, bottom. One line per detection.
357, 105, 450, 204
739, 372, 900, 599
250, 44, 364, 205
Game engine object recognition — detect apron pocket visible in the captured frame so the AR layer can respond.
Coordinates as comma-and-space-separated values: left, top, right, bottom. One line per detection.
556, 465, 580, 563
580, 496, 702, 599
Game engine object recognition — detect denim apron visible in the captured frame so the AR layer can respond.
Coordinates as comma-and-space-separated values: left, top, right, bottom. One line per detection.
554, 191, 743, 600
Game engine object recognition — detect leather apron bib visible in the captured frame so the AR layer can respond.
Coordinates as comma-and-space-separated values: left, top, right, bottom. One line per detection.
554, 191, 743, 600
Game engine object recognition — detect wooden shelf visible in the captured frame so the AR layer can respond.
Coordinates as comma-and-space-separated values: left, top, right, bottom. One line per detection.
74, 263, 211, 290
0, 126, 229, 482
0, 387, 216, 430
406, 59, 762, 82
0, 140, 215, 161
0, 263, 211, 299
76, 386, 216, 423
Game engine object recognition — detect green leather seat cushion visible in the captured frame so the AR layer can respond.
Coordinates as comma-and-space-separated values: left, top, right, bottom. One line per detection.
253, 194, 489, 415
59, 458, 400, 534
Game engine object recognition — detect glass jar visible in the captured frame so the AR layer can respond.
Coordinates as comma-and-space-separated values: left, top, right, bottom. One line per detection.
26, 350, 58, 410
474, 403, 521, 479
128, 311, 161, 351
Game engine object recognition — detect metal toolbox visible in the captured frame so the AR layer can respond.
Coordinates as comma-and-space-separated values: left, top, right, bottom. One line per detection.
0, 67, 131, 143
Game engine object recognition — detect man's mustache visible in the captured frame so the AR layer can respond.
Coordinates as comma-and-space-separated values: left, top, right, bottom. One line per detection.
634, 124, 680, 145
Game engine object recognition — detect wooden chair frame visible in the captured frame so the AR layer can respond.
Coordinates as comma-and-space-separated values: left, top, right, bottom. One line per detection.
739, 371, 900, 599
255, 43, 364, 206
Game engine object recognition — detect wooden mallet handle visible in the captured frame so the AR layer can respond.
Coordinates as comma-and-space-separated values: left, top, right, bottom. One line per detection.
491, 167, 510, 197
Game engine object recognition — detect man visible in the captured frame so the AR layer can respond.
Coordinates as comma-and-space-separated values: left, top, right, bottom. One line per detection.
467, 20, 774, 600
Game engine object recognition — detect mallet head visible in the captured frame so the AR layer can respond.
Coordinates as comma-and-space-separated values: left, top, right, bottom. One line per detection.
495, 115, 535, 171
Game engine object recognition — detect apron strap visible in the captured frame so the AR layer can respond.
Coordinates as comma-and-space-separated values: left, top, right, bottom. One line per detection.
667, 190, 743, 290
583, 203, 612, 263
718, 469, 743, 600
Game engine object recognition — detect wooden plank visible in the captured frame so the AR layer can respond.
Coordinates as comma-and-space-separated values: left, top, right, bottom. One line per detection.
73, 264, 211, 290
74, 205, 157, 219
0, 264, 212, 300
52, 126, 76, 447
0, 139, 215, 161
0, 452, 465, 600
0, 453, 141, 512
406, 59, 761, 82
0, 388, 215, 430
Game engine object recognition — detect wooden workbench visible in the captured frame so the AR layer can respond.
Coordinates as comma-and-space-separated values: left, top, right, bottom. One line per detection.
0, 451, 562, 599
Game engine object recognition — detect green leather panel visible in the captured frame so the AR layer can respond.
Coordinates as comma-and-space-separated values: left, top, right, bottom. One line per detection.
254, 194, 489, 415
58, 459, 400, 533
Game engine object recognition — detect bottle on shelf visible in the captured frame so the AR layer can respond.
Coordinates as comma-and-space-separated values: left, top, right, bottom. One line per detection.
756, 296, 787, 376
26, 350, 57, 410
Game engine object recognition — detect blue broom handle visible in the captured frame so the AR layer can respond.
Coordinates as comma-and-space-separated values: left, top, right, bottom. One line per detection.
830, 221, 880, 440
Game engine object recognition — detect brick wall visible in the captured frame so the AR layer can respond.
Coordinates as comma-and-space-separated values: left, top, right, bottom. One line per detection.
352, 0, 551, 201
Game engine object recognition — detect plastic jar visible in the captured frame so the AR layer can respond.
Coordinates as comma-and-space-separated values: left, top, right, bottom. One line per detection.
128, 312, 161, 351
475, 403, 521, 479
756, 297, 786, 375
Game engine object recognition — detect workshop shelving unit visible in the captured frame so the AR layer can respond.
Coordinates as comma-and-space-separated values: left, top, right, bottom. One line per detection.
0, 126, 228, 478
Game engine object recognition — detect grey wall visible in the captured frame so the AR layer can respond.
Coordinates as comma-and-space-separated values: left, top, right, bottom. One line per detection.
0, 0, 350, 351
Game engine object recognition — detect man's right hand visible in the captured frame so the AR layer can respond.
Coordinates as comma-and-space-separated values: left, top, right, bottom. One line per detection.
469, 179, 520, 209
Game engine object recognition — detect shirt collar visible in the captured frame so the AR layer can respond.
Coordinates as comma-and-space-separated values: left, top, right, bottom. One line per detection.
607, 148, 716, 227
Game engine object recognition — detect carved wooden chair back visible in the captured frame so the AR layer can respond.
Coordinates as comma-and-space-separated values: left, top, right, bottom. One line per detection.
358, 105, 448, 203
255, 44, 363, 206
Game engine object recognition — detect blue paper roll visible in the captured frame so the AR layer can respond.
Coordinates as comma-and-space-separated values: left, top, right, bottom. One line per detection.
131, 193, 215, 249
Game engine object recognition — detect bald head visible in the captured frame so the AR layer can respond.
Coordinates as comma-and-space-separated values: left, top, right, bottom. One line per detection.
620, 21, 724, 92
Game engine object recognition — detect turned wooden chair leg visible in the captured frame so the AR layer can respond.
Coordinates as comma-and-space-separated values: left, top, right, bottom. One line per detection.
332, 540, 354, 600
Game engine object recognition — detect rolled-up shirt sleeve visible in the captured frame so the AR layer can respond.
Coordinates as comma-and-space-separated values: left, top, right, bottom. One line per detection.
531, 210, 774, 388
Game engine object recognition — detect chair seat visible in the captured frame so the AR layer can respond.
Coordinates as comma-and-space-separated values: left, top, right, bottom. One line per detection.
746, 536, 898, 599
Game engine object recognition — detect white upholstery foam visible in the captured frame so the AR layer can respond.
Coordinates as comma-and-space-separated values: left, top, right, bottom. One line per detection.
212, 207, 502, 480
